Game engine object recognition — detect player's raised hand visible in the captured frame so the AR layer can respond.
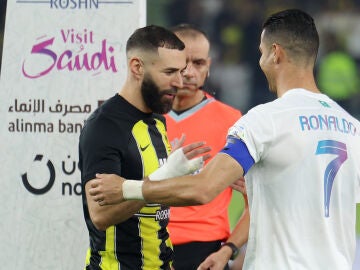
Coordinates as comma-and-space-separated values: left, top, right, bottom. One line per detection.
182, 141, 211, 161
170, 133, 186, 152
149, 142, 211, 181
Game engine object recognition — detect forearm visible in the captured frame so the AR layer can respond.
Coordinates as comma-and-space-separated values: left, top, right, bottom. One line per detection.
226, 197, 250, 247
208, 199, 249, 268
86, 180, 145, 230
142, 154, 244, 205
89, 200, 146, 231
89, 153, 244, 208
142, 174, 209, 206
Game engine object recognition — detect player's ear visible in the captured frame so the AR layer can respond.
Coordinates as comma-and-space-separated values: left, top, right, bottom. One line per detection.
272, 43, 283, 64
129, 57, 144, 80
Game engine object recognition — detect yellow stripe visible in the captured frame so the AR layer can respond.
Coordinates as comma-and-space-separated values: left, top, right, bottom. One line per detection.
132, 119, 171, 269
155, 118, 172, 155
84, 248, 91, 269
98, 226, 118, 269
105, 226, 116, 251
139, 215, 162, 269
137, 205, 161, 215
159, 117, 175, 269
132, 120, 159, 176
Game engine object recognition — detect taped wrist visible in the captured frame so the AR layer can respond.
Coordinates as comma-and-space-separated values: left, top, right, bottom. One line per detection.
149, 147, 204, 181
122, 180, 144, 200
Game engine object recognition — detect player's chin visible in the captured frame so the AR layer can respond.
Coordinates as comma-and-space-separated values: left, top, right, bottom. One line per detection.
158, 98, 174, 114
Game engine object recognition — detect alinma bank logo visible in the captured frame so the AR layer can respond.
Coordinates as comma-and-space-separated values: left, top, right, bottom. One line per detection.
21, 154, 55, 195
21, 154, 82, 196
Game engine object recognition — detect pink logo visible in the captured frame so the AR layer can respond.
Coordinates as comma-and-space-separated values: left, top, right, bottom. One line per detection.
22, 29, 118, 78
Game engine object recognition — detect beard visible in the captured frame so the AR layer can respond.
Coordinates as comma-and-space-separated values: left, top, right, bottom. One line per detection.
141, 74, 177, 114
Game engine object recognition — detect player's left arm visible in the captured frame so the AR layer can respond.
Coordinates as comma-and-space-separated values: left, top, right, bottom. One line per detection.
90, 136, 254, 206
90, 152, 244, 206
141, 153, 244, 205
197, 197, 249, 269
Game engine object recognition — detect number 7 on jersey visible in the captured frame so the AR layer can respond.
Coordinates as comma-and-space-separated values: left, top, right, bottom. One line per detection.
316, 140, 348, 217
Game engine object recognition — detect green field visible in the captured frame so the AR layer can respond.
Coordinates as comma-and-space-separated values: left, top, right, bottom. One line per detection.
228, 190, 246, 230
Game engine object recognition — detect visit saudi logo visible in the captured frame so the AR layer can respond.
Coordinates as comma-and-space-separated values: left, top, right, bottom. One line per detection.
22, 28, 119, 79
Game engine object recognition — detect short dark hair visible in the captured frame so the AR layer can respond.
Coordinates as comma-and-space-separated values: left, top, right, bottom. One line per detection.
126, 25, 185, 54
262, 9, 319, 63
170, 23, 209, 41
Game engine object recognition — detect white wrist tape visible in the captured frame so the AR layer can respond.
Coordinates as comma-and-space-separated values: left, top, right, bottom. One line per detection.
149, 147, 204, 181
122, 180, 144, 200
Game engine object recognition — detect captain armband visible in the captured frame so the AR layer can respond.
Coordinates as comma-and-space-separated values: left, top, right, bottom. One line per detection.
220, 136, 255, 174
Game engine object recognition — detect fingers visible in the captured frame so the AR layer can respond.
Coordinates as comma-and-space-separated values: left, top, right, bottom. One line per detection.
88, 180, 100, 195
182, 141, 211, 160
178, 133, 186, 146
230, 177, 247, 194
88, 177, 106, 203
88, 180, 104, 203
88, 174, 126, 206
186, 146, 211, 160
171, 133, 186, 152
230, 183, 246, 194
182, 141, 206, 153
90, 190, 109, 206
98, 200, 107, 206
202, 153, 212, 162
197, 261, 212, 270
231, 182, 246, 190
232, 178, 246, 187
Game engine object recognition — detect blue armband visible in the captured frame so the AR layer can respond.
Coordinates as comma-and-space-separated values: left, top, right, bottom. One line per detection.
220, 136, 255, 174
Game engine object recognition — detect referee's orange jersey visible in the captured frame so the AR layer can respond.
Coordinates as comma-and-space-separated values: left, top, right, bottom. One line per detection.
165, 92, 242, 245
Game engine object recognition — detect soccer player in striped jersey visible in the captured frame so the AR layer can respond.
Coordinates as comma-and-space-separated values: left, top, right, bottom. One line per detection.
78, 25, 210, 270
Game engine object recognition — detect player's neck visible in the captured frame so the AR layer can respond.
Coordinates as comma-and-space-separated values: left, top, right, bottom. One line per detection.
276, 68, 320, 97
118, 81, 152, 113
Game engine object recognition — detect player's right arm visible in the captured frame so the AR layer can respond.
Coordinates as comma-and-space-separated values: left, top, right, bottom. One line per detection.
85, 182, 145, 231
85, 141, 211, 231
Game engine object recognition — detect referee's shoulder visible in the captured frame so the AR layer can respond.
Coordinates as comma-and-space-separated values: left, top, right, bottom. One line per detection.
212, 98, 242, 115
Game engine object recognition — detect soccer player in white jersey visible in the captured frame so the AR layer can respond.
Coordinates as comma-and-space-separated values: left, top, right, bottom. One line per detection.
88, 9, 360, 270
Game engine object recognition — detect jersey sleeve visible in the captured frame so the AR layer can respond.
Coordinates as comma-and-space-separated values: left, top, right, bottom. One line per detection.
223, 105, 275, 169
79, 117, 122, 184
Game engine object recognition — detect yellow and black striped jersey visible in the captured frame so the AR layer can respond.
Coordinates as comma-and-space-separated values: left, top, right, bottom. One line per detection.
79, 94, 173, 270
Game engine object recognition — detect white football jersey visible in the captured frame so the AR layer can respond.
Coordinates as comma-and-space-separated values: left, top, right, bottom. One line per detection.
228, 89, 360, 270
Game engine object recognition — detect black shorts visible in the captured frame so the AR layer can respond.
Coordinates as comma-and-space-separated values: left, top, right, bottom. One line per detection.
173, 240, 230, 270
